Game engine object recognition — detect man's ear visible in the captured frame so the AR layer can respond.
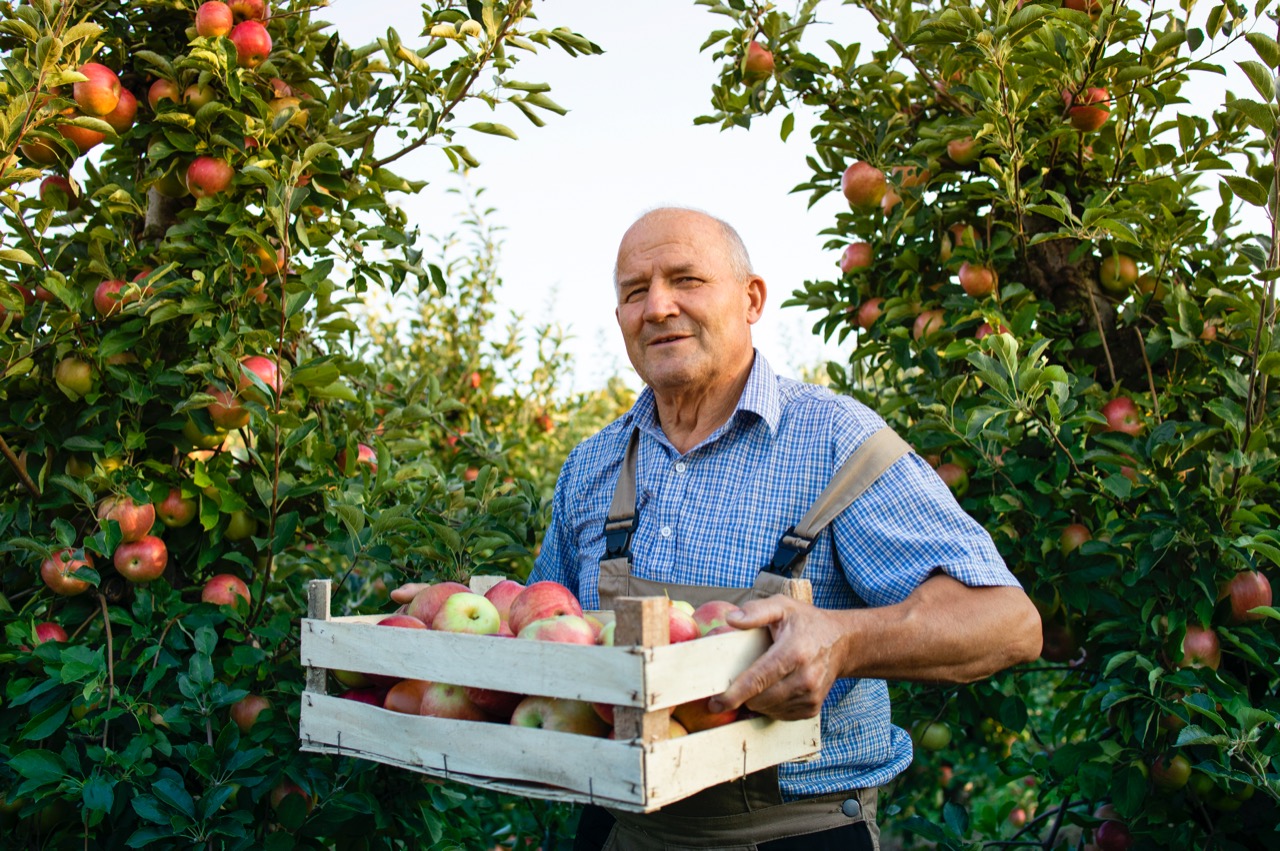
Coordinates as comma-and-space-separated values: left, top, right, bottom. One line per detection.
746, 275, 767, 324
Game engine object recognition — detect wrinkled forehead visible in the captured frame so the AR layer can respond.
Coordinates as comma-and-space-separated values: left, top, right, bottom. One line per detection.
614, 211, 730, 286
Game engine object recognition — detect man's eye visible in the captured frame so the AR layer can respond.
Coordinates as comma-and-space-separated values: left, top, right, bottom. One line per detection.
623, 288, 646, 302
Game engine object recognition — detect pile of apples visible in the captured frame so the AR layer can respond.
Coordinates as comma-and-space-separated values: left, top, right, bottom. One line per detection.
333, 580, 748, 738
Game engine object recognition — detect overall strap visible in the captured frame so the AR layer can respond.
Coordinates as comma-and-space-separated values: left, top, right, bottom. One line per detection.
766, 427, 912, 578
602, 427, 642, 559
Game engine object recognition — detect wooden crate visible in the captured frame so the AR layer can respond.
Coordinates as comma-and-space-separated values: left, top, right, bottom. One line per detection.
298, 578, 821, 813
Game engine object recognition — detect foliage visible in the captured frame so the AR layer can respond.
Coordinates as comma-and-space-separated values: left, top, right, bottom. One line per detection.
0, 0, 618, 846
699, 0, 1280, 847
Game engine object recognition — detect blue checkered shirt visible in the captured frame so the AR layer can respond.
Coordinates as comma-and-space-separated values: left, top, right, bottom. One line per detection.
531, 353, 1019, 798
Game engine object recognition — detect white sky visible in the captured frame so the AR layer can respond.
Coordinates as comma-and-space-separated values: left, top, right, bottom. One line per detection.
325, 0, 1260, 393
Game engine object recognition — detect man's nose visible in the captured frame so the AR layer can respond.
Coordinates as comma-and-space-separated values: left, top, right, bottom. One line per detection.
642, 281, 679, 322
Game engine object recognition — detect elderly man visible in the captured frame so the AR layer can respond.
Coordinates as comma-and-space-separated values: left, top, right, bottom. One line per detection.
530, 207, 1041, 851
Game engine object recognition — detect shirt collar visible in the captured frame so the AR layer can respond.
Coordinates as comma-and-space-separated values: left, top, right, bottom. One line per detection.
624, 350, 783, 440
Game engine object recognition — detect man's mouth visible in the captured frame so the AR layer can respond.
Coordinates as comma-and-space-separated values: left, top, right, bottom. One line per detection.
648, 332, 689, 346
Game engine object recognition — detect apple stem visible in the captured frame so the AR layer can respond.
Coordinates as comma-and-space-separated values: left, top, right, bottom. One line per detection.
97, 594, 116, 748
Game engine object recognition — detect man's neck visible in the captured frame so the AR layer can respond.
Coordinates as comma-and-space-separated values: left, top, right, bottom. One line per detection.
651, 359, 754, 455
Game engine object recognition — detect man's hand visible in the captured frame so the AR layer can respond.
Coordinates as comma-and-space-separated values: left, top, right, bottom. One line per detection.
389, 583, 430, 605
708, 596, 850, 720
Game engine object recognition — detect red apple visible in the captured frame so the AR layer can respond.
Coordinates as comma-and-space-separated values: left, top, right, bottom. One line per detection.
946, 136, 980, 166
958, 262, 997, 298
419, 682, 488, 721
229, 0, 269, 21
202, 573, 251, 606
856, 298, 884, 330
56, 122, 104, 155
147, 79, 181, 111
101, 87, 137, 134
73, 63, 121, 117
1099, 254, 1139, 295
338, 686, 386, 705
913, 309, 945, 341
742, 41, 775, 83
97, 496, 156, 543
1177, 625, 1221, 670
384, 679, 431, 714
841, 161, 887, 211
840, 242, 873, 274
1060, 523, 1092, 555
39, 175, 78, 210
668, 604, 701, 644
482, 579, 525, 621
432, 592, 501, 635
184, 84, 216, 109
186, 156, 234, 198
269, 782, 312, 814
892, 164, 929, 188
229, 20, 272, 68
510, 696, 610, 736
517, 614, 597, 645
463, 683, 525, 721
935, 463, 969, 498
157, 488, 198, 528
975, 322, 1010, 339
508, 581, 583, 635
93, 279, 135, 317
1094, 820, 1132, 851
239, 355, 283, 400
34, 622, 69, 645
230, 694, 270, 732
1101, 396, 1143, 436
337, 443, 376, 475
1219, 571, 1271, 624
41, 549, 93, 596
673, 697, 739, 733
377, 613, 428, 630
206, 385, 249, 430
196, 0, 235, 36
114, 535, 168, 583
1068, 87, 1110, 132
405, 582, 471, 625
692, 600, 740, 635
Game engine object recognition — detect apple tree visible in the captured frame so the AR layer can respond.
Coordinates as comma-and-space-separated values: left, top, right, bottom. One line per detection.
0, 0, 605, 846
700, 0, 1279, 846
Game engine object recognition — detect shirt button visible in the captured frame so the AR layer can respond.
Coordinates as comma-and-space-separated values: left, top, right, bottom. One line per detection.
660, 526, 672, 538
675, 462, 687, 473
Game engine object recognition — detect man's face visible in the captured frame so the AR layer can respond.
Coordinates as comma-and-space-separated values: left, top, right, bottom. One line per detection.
614, 210, 765, 396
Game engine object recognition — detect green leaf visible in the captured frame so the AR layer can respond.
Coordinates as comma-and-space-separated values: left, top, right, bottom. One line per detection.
21, 702, 70, 741
10, 749, 66, 785
1223, 175, 1269, 206
0, 248, 38, 265
1246, 32, 1280, 68
468, 121, 518, 140
82, 774, 115, 814
152, 776, 195, 818
1238, 60, 1277, 102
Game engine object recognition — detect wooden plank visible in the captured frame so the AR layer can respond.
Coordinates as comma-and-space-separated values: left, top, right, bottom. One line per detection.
613, 597, 669, 744
299, 692, 647, 806
643, 715, 822, 809
643, 628, 772, 709
304, 580, 332, 696
301, 619, 648, 705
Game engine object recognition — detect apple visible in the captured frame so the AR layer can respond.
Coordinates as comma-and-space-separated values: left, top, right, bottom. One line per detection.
405, 581, 471, 625
377, 613, 428, 629
432, 592, 501, 635
692, 600, 740, 635
1177, 625, 1221, 670
34, 622, 69, 645
157, 488, 198, 528
911, 720, 952, 751
880, 184, 902, 214
41, 548, 93, 596
597, 621, 616, 646
229, 21, 272, 68
1136, 274, 1167, 299
93, 279, 134, 317
841, 161, 887, 211
97, 496, 156, 542
958, 262, 997, 298
1219, 570, 1271, 623
508, 581, 583, 635
482, 579, 524, 621
147, 79, 181, 111
333, 668, 373, 689
230, 694, 270, 732
186, 156, 234, 198
384, 679, 429, 714
856, 298, 884, 330
1101, 396, 1143, 436
1094, 820, 1132, 851
56, 120, 105, 155
510, 696, 610, 736
202, 573, 251, 606
338, 686, 385, 705
673, 697, 738, 733
269, 77, 293, 97
184, 84, 216, 110
840, 242, 873, 274
183, 416, 227, 449
101, 87, 137, 134
1060, 523, 1092, 555
337, 443, 376, 475
946, 136, 980, 166
463, 467, 480, 482
73, 63, 121, 116
196, 1, 235, 36
517, 614, 597, 645
892, 164, 929, 188
1099, 254, 1138, 294
229, 0, 269, 21
975, 322, 1010, 339
39, 175, 78, 210
239, 355, 283, 400
267, 96, 307, 129
1062, 0, 1102, 11
419, 682, 488, 721
207, 385, 249, 430
742, 41, 775, 83
935, 463, 969, 498
1068, 87, 1110, 132
1151, 753, 1191, 791
224, 510, 258, 542
913, 309, 945, 341
269, 782, 312, 814
1008, 807, 1027, 828
463, 683, 525, 720
114, 535, 168, 583
668, 604, 701, 644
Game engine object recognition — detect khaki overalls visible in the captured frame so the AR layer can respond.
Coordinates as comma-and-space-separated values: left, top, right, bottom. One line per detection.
591, 426, 910, 850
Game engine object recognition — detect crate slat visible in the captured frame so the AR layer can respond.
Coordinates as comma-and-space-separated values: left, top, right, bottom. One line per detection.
644, 629, 772, 708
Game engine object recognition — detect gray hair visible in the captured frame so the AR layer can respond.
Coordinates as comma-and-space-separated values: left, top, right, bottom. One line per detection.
614, 206, 755, 287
